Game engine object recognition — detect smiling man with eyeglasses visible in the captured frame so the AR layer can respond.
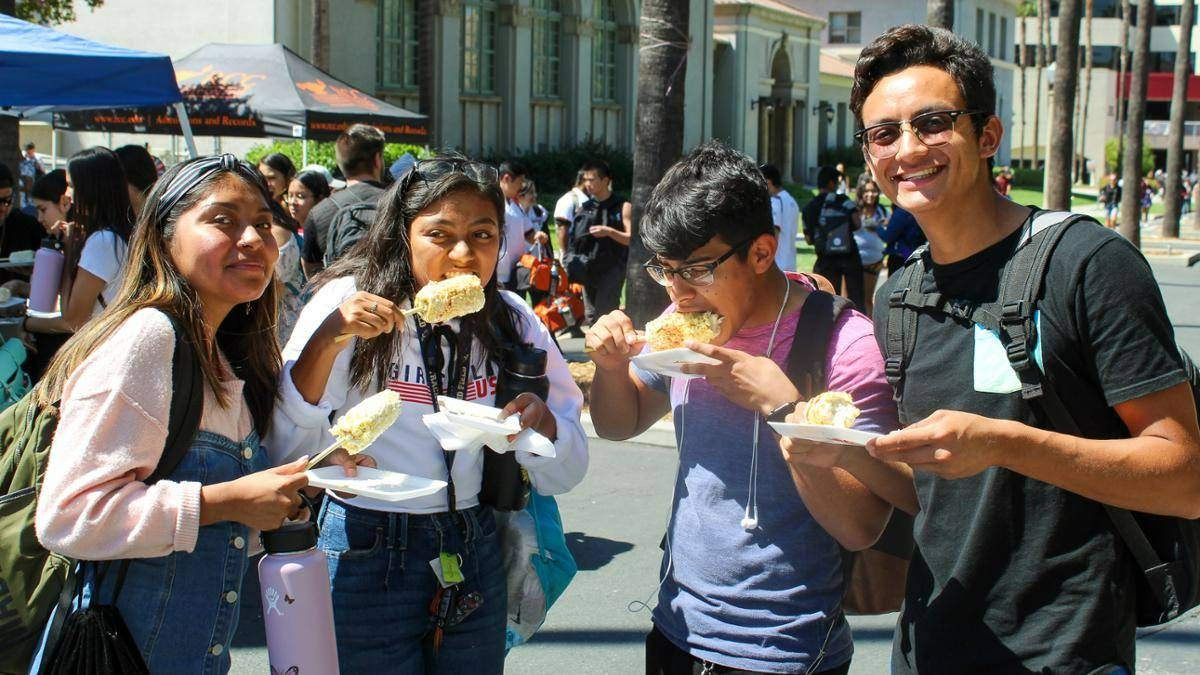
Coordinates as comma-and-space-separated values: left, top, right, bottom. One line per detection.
851, 25, 1200, 675
587, 140, 904, 675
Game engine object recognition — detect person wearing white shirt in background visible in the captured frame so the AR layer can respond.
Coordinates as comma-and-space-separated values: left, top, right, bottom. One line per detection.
269, 156, 587, 672
554, 170, 588, 257
760, 163, 800, 272
496, 161, 547, 291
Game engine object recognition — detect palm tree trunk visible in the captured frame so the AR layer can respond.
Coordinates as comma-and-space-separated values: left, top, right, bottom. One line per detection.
625, 0, 689, 327
1079, 0, 1094, 183
1163, 0, 1194, 238
1119, 0, 1154, 247
1034, 0, 1047, 171
0, 0, 18, 180
1048, 0, 1083, 211
927, 0, 954, 29
1116, 0, 1131, 170
311, 0, 329, 70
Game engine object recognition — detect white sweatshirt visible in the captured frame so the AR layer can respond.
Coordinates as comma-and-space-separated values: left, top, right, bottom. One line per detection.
267, 276, 588, 513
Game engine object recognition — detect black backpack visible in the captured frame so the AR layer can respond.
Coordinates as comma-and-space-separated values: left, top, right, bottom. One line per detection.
323, 189, 381, 268
883, 210, 1200, 627
563, 197, 619, 286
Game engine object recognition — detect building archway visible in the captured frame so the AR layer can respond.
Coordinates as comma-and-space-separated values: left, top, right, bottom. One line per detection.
759, 45, 796, 181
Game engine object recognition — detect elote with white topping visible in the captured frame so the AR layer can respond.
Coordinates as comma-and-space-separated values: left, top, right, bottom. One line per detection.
804, 392, 860, 428
406, 275, 486, 324
645, 311, 723, 351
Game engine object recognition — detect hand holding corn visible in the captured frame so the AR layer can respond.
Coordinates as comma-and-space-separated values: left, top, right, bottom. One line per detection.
326, 291, 405, 345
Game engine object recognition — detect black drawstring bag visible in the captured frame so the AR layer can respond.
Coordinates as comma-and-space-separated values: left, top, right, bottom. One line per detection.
42, 561, 149, 674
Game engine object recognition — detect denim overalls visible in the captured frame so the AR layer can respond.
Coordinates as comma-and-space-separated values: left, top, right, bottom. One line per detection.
97, 429, 269, 674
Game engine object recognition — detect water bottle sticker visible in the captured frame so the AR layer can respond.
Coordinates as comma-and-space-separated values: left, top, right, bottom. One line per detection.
264, 586, 285, 616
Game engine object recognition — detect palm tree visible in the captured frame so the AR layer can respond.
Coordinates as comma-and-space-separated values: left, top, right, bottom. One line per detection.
927, 0, 954, 28
1077, 0, 1094, 183
1116, 0, 1132, 171
1163, 0, 1194, 238
1048, 0, 1083, 211
1018, 2, 1036, 168
1120, 0, 1154, 247
1034, 0, 1048, 171
311, 0, 329, 70
625, 0, 689, 327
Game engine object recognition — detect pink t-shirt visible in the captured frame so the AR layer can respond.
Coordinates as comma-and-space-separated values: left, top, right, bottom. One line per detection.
631, 281, 898, 671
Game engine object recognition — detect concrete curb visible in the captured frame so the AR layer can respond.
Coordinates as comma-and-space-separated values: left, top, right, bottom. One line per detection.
580, 412, 677, 449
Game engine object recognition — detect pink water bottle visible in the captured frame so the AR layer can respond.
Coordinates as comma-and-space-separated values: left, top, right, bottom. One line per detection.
258, 522, 340, 674
28, 236, 64, 314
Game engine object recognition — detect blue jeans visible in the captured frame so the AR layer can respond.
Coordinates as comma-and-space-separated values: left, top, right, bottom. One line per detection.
318, 499, 507, 674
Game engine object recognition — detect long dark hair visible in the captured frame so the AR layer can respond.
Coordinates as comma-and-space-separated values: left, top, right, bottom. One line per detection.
259, 152, 296, 198
67, 147, 133, 241
37, 157, 282, 435
314, 161, 522, 392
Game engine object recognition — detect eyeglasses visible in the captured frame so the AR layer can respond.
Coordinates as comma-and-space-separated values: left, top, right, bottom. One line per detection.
0, 196, 12, 207
643, 237, 754, 287
855, 110, 988, 159
285, 191, 313, 202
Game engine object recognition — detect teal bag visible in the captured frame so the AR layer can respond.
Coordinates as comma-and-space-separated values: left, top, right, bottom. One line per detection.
500, 490, 577, 650
0, 338, 30, 409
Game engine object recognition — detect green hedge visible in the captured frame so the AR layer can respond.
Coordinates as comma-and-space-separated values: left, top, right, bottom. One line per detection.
481, 138, 633, 199
244, 140, 433, 174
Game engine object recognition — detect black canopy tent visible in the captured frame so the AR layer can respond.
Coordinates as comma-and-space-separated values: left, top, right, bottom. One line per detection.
55, 43, 430, 148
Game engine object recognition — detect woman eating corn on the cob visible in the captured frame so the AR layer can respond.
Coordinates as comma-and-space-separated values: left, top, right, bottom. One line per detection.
266, 155, 588, 673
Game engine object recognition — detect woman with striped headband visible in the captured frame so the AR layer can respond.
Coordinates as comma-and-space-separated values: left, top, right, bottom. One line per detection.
32, 154, 311, 673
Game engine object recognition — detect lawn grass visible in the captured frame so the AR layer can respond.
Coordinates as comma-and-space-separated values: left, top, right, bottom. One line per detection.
1008, 187, 1099, 210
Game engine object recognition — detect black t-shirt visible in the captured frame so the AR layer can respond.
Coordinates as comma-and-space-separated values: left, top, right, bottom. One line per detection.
0, 209, 45, 284
301, 181, 384, 264
874, 212, 1186, 674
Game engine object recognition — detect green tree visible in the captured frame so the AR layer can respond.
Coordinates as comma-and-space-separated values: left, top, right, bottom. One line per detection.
1105, 137, 1154, 177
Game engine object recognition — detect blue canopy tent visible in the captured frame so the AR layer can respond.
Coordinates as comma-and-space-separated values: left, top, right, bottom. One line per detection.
0, 13, 196, 157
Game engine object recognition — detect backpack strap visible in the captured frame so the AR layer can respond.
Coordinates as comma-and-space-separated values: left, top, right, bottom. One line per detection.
783, 290, 853, 398
146, 318, 203, 483
883, 251, 927, 405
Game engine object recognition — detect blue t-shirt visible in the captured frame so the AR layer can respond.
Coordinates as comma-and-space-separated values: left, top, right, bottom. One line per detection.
633, 300, 899, 673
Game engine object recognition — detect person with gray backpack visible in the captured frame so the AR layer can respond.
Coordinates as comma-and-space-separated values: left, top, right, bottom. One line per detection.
300, 124, 386, 276
801, 166, 863, 308
845, 25, 1200, 674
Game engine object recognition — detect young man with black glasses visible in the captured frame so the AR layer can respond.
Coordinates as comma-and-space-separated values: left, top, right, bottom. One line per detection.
850, 25, 1200, 674
587, 140, 906, 675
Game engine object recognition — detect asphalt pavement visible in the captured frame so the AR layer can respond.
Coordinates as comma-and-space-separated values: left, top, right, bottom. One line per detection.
230, 259, 1200, 674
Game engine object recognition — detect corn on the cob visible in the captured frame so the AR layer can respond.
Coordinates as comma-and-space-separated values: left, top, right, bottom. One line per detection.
408, 275, 486, 324
330, 390, 403, 453
804, 392, 860, 428
645, 311, 723, 351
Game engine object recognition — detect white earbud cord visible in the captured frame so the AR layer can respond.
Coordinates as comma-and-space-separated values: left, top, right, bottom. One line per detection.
742, 272, 792, 531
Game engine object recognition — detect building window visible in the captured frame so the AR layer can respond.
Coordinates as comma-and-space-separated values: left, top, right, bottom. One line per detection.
379, 0, 418, 90
988, 12, 996, 57
462, 1, 498, 95
828, 12, 860, 44
532, 0, 563, 99
1000, 17, 1008, 61
593, 0, 618, 102
976, 8, 984, 46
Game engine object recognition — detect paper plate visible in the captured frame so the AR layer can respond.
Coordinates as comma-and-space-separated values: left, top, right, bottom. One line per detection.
0, 297, 25, 310
767, 422, 882, 447
306, 466, 447, 502
435, 396, 522, 435
631, 348, 721, 379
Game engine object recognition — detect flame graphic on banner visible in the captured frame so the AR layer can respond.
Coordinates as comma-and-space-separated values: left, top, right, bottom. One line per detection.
298, 79, 381, 111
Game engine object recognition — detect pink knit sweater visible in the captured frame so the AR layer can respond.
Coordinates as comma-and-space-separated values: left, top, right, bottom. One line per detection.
35, 309, 254, 560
